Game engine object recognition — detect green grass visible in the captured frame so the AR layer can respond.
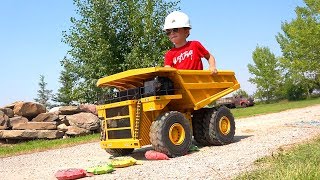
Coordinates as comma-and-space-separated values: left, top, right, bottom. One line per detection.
236, 136, 320, 180
231, 97, 320, 118
0, 133, 99, 158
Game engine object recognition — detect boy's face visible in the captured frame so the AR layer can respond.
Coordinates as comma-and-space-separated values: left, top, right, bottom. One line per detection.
166, 28, 190, 45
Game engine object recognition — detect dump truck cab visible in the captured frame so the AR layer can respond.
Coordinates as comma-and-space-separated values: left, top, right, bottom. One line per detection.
96, 67, 240, 157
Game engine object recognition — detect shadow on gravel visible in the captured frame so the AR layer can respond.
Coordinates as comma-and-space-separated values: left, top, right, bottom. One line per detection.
128, 136, 252, 160
233, 135, 252, 143
130, 145, 153, 160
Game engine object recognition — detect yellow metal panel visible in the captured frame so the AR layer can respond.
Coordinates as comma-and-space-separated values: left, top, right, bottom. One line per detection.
105, 115, 130, 120
176, 70, 240, 110
141, 95, 182, 112
139, 112, 153, 146
107, 127, 131, 131
100, 139, 141, 149
177, 70, 235, 76
184, 82, 234, 89
142, 100, 169, 112
128, 102, 136, 139
97, 100, 137, 109
97, 109, 105, 118
194, 84, 240, 110
97, 67, 177, 88
140, 94, 182, 102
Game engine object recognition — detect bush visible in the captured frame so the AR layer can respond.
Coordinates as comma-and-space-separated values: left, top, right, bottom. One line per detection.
286, 84, 306, 100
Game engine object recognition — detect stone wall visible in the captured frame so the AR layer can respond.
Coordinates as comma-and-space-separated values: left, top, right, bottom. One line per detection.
0, 101, 99, 140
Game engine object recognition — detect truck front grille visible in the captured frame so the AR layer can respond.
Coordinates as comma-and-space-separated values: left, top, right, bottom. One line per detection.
104, 105, 132, 139
108, 129, 131, 139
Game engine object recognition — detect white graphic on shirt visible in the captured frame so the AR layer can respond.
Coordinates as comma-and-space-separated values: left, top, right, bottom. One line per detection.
173, 50, 193, 65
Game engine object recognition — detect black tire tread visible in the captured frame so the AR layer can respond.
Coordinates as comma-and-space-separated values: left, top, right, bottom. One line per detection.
206, 106, 235, 145
192, 108, 214, 146
149, 111, 192, 157
192, 106, 235, 146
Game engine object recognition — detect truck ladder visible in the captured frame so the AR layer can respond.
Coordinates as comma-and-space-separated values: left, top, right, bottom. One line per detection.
134, 100, 142, 139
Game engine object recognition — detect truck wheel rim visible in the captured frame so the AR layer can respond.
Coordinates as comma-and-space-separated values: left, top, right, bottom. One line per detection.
219, 116, 231, 135
169, 123, 185, 145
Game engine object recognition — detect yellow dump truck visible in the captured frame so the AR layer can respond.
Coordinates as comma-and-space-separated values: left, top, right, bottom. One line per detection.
96, 67, 240, 157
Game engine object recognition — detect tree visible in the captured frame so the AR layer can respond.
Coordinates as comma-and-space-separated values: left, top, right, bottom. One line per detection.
59, 0, 180, 104
34, 75, 53, 109
233, 89, 249, 98
247, 46, 283, 102
276, 0, 320, 97
53, 60, 77, 105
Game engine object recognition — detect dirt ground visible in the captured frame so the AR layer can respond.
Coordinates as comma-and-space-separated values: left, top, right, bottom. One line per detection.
1, 105, 320, 180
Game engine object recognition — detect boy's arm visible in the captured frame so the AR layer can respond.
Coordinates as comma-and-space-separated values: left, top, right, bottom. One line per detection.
205, 53, 217, 75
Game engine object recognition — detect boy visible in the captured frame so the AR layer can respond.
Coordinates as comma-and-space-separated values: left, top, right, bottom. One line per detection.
163, 11, 217, 74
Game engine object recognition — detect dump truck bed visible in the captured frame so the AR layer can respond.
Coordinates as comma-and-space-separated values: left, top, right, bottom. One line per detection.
97, 67, 240, 110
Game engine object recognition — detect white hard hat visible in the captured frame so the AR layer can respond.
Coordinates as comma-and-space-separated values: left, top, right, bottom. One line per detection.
163, 11, 191, 30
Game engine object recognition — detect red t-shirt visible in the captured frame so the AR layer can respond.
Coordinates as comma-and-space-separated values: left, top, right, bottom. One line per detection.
164, 41, 209, 70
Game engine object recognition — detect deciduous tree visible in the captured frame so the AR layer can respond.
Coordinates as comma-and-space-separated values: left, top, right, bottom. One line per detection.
247, 46, 283, 102
276, 0, 320, 97
59, 0, 180, 103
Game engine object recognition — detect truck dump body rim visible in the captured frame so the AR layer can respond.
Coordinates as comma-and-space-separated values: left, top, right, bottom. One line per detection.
219, 116, 231, 135
169, 123, 185, 145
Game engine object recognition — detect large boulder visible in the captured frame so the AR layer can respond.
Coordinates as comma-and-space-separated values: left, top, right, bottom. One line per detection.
65, 126, 91, 136
58, 115, 70, 126
0, 130, 65, 139
57, 124, 68, 132
66, 112, 100, 131
79, 104, 97, 115
48, 106, 60, 114
32, 112, 59, 122
59, 106, 83, 115
0, 111, 9, 130
12, 122, 57, 130
0, 108, 14, 118
8, 116, 29, 128
3, 101, 23, 109
13, 102, 46, 119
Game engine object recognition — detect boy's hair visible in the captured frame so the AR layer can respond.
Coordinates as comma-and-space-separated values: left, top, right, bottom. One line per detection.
184, 27, 191, 38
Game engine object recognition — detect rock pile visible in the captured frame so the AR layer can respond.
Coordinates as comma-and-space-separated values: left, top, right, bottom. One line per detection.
0, 101, 100, 140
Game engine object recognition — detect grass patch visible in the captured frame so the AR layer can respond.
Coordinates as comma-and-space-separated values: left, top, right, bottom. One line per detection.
231, 97, 320, 118
0, 133, 99, 158
236, 136, 320, 180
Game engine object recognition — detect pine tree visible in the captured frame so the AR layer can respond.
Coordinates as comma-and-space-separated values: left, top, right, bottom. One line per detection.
34, 75, 53, 109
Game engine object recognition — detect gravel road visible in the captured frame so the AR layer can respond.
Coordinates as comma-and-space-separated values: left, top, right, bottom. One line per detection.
1, 105, 320, 180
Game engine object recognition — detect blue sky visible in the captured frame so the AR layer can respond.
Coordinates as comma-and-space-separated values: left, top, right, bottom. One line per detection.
0, 1, 304, 107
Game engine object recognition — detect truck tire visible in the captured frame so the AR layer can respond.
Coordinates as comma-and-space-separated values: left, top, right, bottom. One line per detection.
105, 148, 134, 157
204, 106, 235, 145
149, 111, 192, 157
192, 108, 212, 146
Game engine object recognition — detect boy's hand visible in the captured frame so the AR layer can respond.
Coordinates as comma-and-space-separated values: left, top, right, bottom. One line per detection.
210, 67, 218, 75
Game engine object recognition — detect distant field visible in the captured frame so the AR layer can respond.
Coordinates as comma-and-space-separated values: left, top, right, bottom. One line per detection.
231, 97, 320, 118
